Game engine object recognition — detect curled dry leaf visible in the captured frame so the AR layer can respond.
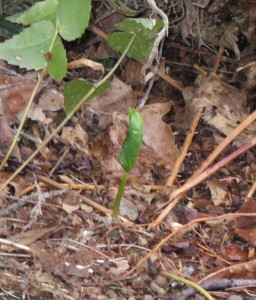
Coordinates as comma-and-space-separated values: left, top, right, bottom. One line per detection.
0, 73, 43, 123
88, 77, 137, 129
27, 88, 64, 122
207, 0, 231, 13
235, 198, 256, 247
183, 72, 256, 144
61, 123, 89, 155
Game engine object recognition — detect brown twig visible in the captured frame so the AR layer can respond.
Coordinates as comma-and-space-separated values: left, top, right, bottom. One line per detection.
164, 108, 204, 191
189, 110, 256, 180
123, 212, 256, 277
212, 46, 225, 74
171, 136, 256, 201
149, 135, 256, 228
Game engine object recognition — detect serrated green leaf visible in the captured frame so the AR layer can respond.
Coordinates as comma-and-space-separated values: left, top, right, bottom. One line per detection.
107, 19, 164, 60
46, 36, 67, 81
118, 108, 143, 172
0, 20, 55, 70
64, 80, 110, 114
57, 0, 91, 41
7, 0, 58, 25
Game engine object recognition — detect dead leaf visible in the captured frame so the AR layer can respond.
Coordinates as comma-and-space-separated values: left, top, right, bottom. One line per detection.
0, 73, 43, 123
27, 88, 64, 122
183, 73, 255, 144
208, 179, 228, 206
88, 77, 137, 129
11, 224, 58, 246
61, 123, 89, 154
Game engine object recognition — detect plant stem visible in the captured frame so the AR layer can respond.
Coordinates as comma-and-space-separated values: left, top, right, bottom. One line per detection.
112, 171, 128, 219
0, 33, 136, 193
0, 25, 59, 172
162, 272, 215, 300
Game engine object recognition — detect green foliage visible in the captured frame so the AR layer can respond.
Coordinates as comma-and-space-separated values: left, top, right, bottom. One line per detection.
57, 0, 91, 41
64, 81, 110, 114
46, 36, 67, 81
112, 108, 143, 219
7, 0, 58, 25
0, 20, 55, 70
107, 18, 164, 60
119, 108, 143, 172
1, 0, 92, 81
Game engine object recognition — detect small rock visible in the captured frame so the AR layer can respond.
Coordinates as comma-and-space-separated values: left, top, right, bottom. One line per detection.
150, 282, 165, 296
155, 275, 168, 288
128, 296, 136, 300
227, 295, 243, 300
105, 290, 118, 298
132, 277, 145, 289
142, 295, 154, 300
119, 197, 138, 221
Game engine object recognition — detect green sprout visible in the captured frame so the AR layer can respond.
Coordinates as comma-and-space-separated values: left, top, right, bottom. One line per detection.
112, 108, 143, 219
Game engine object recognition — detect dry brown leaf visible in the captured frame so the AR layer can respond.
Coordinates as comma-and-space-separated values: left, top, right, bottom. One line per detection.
28, 88, 64, 122
207, 179, 229, 206
88, 77, 137, 129
183, 73, 255, 144
208, 0, 231, 13
61, 123, 89, 154
139, 102, 179, 171
11, 224, 58, 246
0, 73, 43, 123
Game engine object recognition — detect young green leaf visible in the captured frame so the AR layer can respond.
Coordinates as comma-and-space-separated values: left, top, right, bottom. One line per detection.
7, 0, 58, 25
118, 108, 143, 172
107, 19, 164, 61
0, 20, 55, 70
64, 80, 110, 114
57, 0, 91, 41
46, 36, 67, 81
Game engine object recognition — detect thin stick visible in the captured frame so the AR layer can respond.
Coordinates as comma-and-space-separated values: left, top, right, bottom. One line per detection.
172, 136, 256, 200
246, 179, 256, 200
124, 212, 256, 277
164, 108, 203, 190
212, 46, 225, 74
0, 238, 31, 252
150, 136, 256, 228
162, 272, 215, 300
189, 110, 256, 180
0, 26, 59, 171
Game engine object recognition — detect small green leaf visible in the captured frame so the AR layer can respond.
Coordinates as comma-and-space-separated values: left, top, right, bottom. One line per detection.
7, 0, 58, 25
118, 108, 143, 172
116, 18, 155, 32
46, 36, 67, 81
64, 80, 110, 114
57, 0, 91, 41
107, 19, 164, 60
0, 20, 55, 70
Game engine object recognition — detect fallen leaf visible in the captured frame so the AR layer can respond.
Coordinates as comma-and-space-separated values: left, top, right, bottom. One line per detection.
61, 123, 89, 154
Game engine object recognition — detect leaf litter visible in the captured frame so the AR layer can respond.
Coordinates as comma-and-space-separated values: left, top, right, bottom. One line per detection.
1, 0, 256, 299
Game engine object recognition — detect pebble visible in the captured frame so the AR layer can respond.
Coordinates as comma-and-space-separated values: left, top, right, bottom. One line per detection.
155, 274, 168, 288
150, 282, 165, 296
142, 295, 154, 300
227, 295, 243, 300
